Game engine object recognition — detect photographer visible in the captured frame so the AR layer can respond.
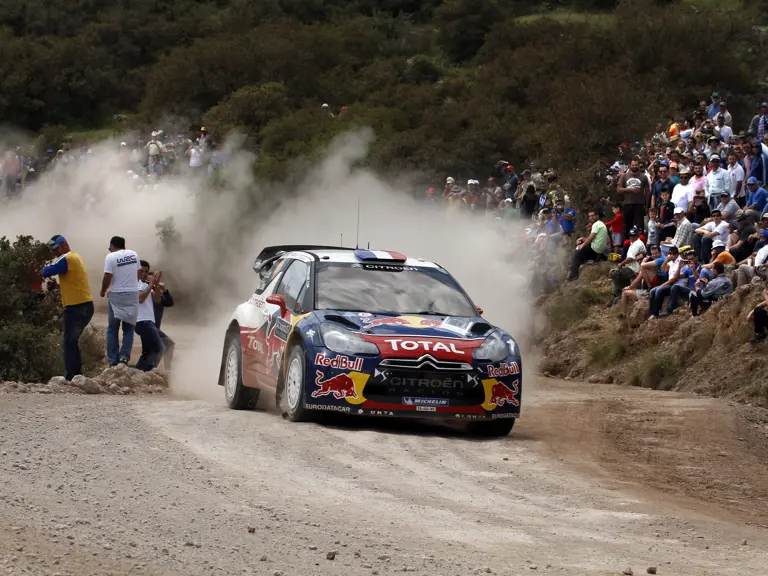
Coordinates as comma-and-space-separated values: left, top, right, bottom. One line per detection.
135, 261, 164, 372
150, 266, 175, 371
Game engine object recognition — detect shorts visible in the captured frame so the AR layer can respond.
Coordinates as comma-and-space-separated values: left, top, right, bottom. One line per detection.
611, 232, 623, 247
635, 289, 649, 298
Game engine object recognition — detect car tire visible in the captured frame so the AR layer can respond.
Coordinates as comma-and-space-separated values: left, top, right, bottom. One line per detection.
223, 332, 259, 410
281, 343, 310, 422
468, 419, 515, 437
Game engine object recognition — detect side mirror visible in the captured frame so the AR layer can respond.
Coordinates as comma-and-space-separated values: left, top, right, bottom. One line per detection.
266, 294, 287, 316
476, 306, 484, 316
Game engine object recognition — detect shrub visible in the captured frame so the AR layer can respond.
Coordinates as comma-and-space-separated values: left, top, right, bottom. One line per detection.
586, 334, 628, 366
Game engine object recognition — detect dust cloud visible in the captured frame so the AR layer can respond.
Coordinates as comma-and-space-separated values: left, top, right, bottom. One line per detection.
0, 128, 534, 403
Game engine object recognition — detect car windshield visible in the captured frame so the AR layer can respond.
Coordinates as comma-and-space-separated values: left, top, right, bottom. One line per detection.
315, 262, 477, 316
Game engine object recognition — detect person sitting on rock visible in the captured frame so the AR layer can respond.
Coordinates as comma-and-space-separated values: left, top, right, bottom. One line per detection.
747, 286, 768, 344
688, 261, 734, 316
618, 245, 660, 318
609, 226, 645, 304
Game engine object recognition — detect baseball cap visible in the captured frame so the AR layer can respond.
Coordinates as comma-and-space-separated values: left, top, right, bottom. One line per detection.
736, 213, 749, 221
747, 176, 759, 185
708, 136, 720, 143
762, 212, 768, 219
629, 226, 640, 236
719, 191, 731, 197
679, 167, 691, 175
48, 235, 66, 249
761, 102, 768, 108
712, 91, 721, 98
446, 177, 455, 184
712, 240, 726, 248
673, 207, 685, 215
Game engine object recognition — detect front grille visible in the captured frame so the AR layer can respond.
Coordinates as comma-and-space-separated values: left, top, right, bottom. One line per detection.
379, 354, 472, 372
365, 366, 483, 406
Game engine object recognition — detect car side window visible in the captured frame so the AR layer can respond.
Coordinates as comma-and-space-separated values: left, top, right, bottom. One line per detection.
275, 260, 310, 313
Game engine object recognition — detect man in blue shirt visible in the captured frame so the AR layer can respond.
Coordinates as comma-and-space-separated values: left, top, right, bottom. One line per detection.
707, 92, 722, 119
745, 176, 768, 215
663, 250, 711, 316
554, 197, 576, 235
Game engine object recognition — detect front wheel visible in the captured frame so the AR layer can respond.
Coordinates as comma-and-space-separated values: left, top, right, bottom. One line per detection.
223, 332, 259, 410
281, 343, 310, 422
468, 418, 515, 437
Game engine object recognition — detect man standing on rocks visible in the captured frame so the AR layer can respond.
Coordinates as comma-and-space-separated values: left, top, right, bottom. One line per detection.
616, 158, 650, 241
135, 260, 165, 371
41, 235, 94, 381
100, 236, 140, 366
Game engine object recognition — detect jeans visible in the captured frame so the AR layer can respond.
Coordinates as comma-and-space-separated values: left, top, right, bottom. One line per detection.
667, 285, 691, 313
107, 301, 135, 365
62, 302, 94, 381
158, 329, 175, 370
693, 235, 714, 263
689, 290, 718, 316
622, 204, 645, 240
569, 245, 599, 279
135, 321, 165, 372
649, 285, 672, 317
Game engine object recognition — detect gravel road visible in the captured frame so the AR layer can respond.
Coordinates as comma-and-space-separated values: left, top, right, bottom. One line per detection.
2, 379, 768, 576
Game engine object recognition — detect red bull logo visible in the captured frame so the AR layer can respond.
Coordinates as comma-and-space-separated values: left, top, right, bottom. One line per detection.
487, 362, 520, 378
314, 353, 363, 371
488, 381, 519, 408
418, 319, 442, 327
312, 371, 359, 400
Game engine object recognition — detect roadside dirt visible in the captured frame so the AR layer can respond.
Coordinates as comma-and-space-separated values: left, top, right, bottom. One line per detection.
2, 377, 768, 576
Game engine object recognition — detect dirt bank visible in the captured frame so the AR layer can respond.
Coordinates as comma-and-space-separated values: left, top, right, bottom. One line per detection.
1, 376, 767, 576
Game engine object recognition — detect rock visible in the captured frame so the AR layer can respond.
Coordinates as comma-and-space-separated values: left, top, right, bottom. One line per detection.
363, 564, 373, 569
378, 554, 391, 561
259, 555, 267, 562
587, 374, 602, 384
273, 571, 283, 576
647, 568, 657, 575
326, 551, 337, 560
71, 375, 102, 394
623, 570, 633, 576
483, 567, 492, 573
402, 567, 415, 572
37, 387, 52, 394
529, 566, 537, 571
741, 539, 748, 545
247, 526, 255, 534
309, 545, 317, 550
48, 377, 67, 387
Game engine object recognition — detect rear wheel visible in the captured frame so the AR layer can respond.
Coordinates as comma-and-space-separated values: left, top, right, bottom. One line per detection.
468, 419, 515, 437
281, 343, 310, 422
223, 332, 259, 410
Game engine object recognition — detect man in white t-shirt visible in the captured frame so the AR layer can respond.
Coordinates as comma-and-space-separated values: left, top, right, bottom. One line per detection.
726, 152, 745, 202
100, 236, 140, 366
135, 260, 165, 371
609, 226, 645, 300
694, 209, 730, 263
671, 168, 695, 212
649, 245, 686, 319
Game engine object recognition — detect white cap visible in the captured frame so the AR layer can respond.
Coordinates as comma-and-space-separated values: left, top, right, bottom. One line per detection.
713, 239, 726, 248
86, 149, 93, 154
673, 207, 684, 215
467, 179, 473, 186
132, 174, 140, 180
151, 131, 157, 137
126, 170, 134, 175
321, 103, 329, 108
763, 212, 768, 219
446, 177, 455, 184
120, 142, 127, 146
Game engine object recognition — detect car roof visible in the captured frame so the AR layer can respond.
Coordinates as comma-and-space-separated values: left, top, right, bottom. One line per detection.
286, 249, 442, 269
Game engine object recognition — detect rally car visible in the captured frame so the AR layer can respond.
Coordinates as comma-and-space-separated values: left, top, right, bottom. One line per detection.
217, 245, 522, 436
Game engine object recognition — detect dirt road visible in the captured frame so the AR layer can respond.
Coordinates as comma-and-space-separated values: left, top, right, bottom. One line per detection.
2, 378, 768, 576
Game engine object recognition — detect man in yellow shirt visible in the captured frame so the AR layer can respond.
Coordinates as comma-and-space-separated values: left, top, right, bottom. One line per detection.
41, 235, 94, 381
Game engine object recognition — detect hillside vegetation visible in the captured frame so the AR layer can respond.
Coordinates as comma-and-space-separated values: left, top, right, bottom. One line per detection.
2, 0, 767, 180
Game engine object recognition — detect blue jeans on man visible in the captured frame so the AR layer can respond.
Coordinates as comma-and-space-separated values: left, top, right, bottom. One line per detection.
649, 284, 673, 317
107, 300, 135, 365
63, 302, 95, 381
134, 321, 165, 372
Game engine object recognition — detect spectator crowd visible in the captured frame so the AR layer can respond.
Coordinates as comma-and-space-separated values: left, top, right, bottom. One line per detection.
1, 126, 226, 201
428, 93, 768, 343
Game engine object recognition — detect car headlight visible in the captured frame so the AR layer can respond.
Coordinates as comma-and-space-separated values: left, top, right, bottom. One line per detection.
472, 332, 508, 362
320, 323, 380, 355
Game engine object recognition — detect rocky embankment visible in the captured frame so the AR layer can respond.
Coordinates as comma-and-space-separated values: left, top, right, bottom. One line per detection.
0, 365, 168, 396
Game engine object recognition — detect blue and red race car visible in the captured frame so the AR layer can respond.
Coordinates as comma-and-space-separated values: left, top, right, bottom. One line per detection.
217, 245, 522, 436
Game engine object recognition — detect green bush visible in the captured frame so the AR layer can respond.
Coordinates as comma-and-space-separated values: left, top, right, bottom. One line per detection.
0, 236, 65, 382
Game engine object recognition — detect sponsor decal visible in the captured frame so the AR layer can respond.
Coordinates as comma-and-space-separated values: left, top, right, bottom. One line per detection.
481, 378, 521, 410
491, 412, 518, 419
453, 413, 485, 420
384, 339, 465, 355
358, 312, 372, 318
361, 264, 418, 271
364, 410, 395, 416
312, 372, 358, 400
305, 404, 352, 413
116, 254, 138, 267
390, 376, 477, 389
361, 315, 447, 331
416, 406, 437, 412
273, 317, 291, 342
418, 319, 442, 327
247, 296, 265, 308
306, 329, 316, 338
246, 335, 264, 354
314, 353, 364, 371
402, 397, 449, 406
486, 362, 520, 378
364, 317, 410, 329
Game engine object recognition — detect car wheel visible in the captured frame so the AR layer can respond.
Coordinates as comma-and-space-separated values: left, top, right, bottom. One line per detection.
468, 419, 515, 437
282, 343, 309, 422
223, 332, 259, 410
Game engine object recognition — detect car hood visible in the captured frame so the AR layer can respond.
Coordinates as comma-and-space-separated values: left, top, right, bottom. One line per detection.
315, 310, 495, 339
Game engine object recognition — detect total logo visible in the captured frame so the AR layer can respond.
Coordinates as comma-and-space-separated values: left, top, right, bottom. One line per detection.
314, 353, 364, 372
384, 339, 465, 355
486, 362, 520, 378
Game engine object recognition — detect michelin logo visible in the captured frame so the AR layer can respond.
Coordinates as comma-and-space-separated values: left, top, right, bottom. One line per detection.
403, 397, 448, 406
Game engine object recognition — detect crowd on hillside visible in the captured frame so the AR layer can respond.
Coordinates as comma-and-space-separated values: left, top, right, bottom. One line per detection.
0, 126, 226, 200
428, 93, 768, 342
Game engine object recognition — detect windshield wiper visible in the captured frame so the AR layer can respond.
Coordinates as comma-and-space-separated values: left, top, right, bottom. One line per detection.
411, 311, 449, 316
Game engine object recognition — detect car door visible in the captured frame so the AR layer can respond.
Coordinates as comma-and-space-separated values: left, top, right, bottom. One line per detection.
259, 258, 311, 388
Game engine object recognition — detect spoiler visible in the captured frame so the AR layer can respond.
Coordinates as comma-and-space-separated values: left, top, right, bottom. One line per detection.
252, 244, 354, 274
